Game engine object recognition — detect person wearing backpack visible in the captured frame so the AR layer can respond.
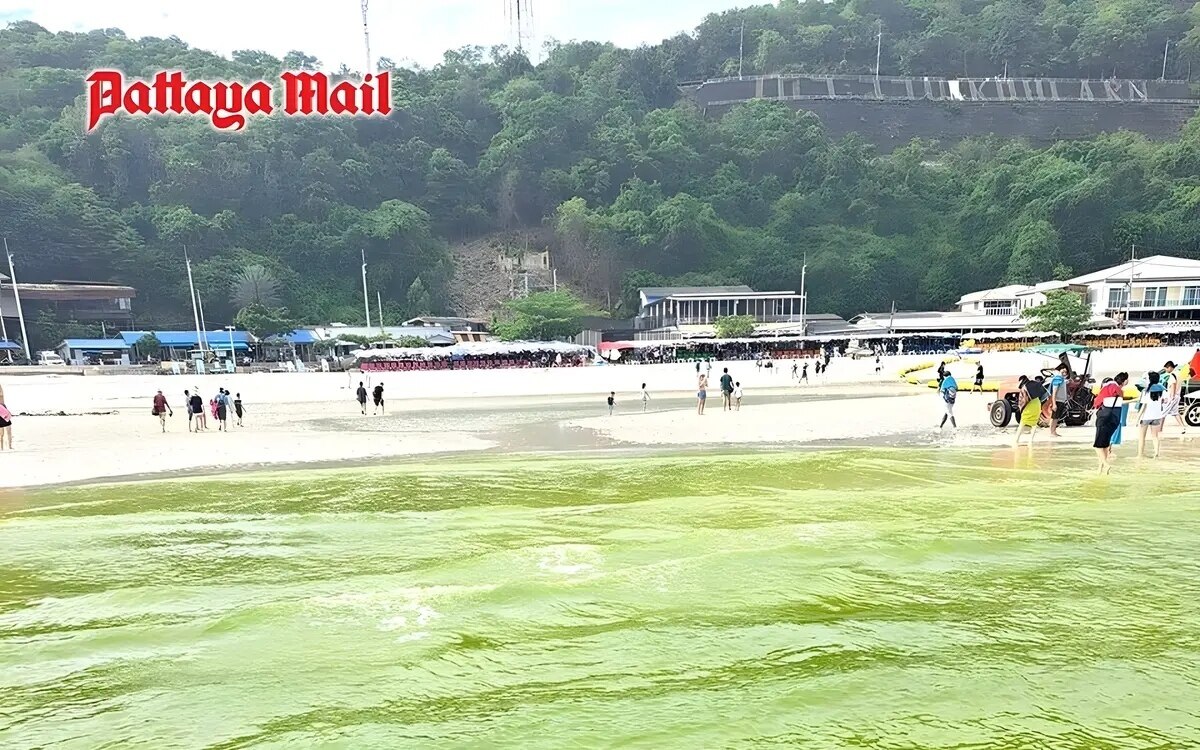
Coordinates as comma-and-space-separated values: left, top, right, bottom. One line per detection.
938, 370, 959, 430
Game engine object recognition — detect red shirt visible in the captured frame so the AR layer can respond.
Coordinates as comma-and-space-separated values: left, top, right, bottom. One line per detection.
1093, 382, 1122, 409
153, 394, 167, 411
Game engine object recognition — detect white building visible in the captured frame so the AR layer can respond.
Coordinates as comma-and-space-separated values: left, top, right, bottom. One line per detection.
1068, 255, 1200, 323
636, 285, 806, 338
955, 281, 1088, 315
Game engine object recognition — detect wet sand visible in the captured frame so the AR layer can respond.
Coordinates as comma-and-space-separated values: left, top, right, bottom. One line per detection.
0, 347, 1194, 488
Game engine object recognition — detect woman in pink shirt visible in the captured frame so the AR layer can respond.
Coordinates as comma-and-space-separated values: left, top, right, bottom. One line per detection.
0, 401, 13, 450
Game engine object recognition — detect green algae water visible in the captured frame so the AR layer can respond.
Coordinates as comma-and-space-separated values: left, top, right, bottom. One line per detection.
3, 449, 1200, 749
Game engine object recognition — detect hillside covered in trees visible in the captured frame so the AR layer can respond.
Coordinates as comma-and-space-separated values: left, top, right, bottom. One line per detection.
3, 0, 1200, 337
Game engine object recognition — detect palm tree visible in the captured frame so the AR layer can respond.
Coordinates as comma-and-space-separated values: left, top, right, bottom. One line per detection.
229, 264, 282, 310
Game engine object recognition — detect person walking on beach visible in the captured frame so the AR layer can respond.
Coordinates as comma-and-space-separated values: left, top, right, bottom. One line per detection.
695, 360, 701, 376
183, 389, 195, 432
1136, 371, 1167, 458
791, 360, 798, 380
607, 391, 616, 416
1161, 361, 1185, 433
1093, 373, 1127, 474
972, 363, 985, 394
936, 361, 947, 385
216, 389, 230, 431
0, 400, 13, 450
234, 393, 245, 427
356, 381, 368, 415
733, 382, 743, 411
152, 390, 173, 433
938, 371, 958, 430
720, 368, 734, 411
641, 383, 651, 412
1013, 375, 1046, 449
373, 383, 385, 415
874, 355, 882, 375
189, 389, 206, 432
697, 372, 708, 415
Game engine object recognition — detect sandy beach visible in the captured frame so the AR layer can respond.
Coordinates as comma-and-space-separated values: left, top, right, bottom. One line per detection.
1, 347, 1195, 488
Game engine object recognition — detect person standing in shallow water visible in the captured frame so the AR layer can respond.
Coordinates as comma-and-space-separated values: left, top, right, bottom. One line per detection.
1013, 375, 1046, 449
1093, 372, 1128, 474
938, 371, 958, 430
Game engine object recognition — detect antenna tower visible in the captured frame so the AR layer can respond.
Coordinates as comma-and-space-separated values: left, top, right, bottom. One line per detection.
360, 0, 371, 73
505, 0, 534, 54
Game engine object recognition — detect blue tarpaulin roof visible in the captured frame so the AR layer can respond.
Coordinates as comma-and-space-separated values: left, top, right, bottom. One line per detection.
119, 330, 254, 349
0, 340, 20, 351
62, 338, 131, 350
284, 329, 319, 345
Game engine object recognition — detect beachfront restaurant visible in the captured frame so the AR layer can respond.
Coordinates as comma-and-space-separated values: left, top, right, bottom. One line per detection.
57, 338, 132, 366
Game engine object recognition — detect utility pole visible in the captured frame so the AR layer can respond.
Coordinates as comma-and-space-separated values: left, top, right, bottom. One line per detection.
0, 260, 11, 362
799, 255, 808, 335
874, 20, 883, 79
185, 247, 205, 356
1125, 244, 1137, 326
1161, 39, 1171, 81
738, 19, 745, 78
361, 0, 371, 74
361, 249, 372, 328
377, 290, 384, 331
5, 239, 31, 361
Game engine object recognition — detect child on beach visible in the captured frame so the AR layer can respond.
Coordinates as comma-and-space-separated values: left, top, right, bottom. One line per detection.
607, 392, 615, 416
733, 382, 743, 411
641, 383, 651, 412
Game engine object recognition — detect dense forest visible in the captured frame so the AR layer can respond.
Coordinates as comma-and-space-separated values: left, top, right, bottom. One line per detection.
3, 0, 1200, 343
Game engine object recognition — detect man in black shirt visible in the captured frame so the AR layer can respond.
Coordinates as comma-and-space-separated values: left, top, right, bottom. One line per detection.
719, 368, 734, 411
188, 389, 206, 432
373, 383, 385, 415
356, 381, 368, 415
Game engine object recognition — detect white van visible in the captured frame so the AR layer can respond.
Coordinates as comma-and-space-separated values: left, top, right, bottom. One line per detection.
37, 351, 66, 366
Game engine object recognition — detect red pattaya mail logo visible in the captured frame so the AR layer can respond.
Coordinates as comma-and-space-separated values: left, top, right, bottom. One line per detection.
84, 70, 391, 132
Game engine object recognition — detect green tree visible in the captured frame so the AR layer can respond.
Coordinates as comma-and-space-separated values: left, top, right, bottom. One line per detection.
714, 314, 756, 338
135, 333, 162, 359
493, 290, 597, 341
233, 303, 296, 338
1020, 290, 1091, 340
406, 277, 433, 317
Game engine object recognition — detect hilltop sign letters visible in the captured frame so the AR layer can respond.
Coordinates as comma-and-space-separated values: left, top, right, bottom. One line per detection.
84, 70, 392, 132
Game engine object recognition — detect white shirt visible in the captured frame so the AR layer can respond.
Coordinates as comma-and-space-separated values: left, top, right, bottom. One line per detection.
1137, 390, 1167, 421
733, 386, 743, 399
